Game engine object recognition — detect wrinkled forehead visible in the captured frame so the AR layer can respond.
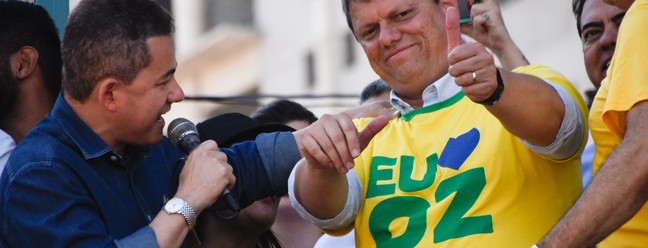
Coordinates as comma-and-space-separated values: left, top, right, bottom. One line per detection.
601, 0, 634, 9
581, 0, 625, 26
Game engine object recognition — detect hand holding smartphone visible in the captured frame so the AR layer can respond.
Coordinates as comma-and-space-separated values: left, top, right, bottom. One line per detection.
458, 0, 481, 24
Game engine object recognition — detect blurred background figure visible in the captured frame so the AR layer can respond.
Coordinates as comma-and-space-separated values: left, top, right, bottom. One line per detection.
572, 0, 625, 188
195, 112, 296, 248
0, 0, 61, 172
358, 79, 391, 105
252, 99, 319, 130
251, 99, 321, 248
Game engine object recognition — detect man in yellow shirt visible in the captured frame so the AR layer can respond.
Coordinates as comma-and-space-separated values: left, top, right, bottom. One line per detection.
540, 0, 648, 247
290, 0, 587, 246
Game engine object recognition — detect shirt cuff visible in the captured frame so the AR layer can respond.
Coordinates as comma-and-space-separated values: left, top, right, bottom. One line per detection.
114, 226, 159, 248
520, 81, 584, 160
288, 163, 362, 230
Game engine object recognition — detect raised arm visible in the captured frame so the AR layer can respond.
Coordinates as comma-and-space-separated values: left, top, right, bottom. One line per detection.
446, 6, 567, 147
461, 0, 530, 70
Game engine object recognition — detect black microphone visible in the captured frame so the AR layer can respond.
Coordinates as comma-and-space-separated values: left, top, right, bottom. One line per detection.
167, 118, 240, 219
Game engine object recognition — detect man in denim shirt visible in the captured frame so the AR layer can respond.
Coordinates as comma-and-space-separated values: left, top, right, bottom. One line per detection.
0, 0, 303, 247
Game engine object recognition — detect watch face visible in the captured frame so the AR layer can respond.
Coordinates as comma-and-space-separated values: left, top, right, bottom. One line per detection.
165, 198, 184, 213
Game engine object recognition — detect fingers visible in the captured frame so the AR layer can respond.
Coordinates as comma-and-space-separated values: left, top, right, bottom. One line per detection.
457, 76, 497, 102
471, 12, 490, 28
177, 141, 235, 212
358, 115, 390, 150
447, 42, 491, 72
198, 139, 219, 150
445, 6, 463, 52
297, 114, 360, 174
446, 40, 498, 103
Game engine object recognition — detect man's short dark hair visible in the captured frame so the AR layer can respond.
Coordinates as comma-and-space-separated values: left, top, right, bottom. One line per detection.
0, 1, 61, 122
572, 0, 586, 37
341, 0, 440, 36
62, 0, 174, 102
251, 99, 318, 126
360, 79, 391, 104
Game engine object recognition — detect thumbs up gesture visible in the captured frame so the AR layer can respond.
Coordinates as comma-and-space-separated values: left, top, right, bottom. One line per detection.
445, 6, 499, 104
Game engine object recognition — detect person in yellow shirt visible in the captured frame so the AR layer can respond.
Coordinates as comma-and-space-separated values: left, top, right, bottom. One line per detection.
289, 0, 587, 247
539, 0, 648, 247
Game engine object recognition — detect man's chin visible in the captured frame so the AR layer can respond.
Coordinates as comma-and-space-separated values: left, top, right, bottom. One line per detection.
136, 133, 165, 147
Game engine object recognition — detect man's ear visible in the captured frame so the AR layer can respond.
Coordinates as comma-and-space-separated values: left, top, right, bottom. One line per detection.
97, 78, 121, 112
14, 46, 39, 80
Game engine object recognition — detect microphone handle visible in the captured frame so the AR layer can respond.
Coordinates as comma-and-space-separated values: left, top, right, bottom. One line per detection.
220, 189, 240, 219
185, 140, 240, 218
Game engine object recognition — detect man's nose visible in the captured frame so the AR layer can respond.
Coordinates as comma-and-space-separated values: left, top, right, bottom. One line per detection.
379, 24, 402, 48
599, 24, 618, 49
168, 79, 185, 103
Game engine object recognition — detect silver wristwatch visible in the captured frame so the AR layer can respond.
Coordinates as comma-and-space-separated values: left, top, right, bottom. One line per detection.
163, 197, 196, 229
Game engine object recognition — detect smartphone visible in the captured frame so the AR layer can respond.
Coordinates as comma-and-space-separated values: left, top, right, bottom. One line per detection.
458, 0, 480, 24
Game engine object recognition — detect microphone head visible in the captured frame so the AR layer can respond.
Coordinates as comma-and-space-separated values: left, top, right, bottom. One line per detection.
167, 118, 200, 153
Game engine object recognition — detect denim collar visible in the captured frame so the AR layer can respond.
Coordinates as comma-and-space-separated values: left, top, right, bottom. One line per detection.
50, 94, 114, 160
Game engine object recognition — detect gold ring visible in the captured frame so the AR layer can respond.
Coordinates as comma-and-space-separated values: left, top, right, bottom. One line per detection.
472, 72, 477, 81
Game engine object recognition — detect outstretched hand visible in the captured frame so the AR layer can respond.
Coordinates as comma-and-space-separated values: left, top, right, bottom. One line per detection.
295, 114, 390, 174
446, 6, 499, 104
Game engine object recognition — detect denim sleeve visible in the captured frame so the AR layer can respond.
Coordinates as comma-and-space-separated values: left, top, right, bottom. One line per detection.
217, 132, 300, 210
255, 132, 301, 196
114, 227, 159, 248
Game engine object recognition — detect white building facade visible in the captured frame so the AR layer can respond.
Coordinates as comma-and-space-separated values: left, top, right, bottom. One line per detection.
61, 0, 589, 123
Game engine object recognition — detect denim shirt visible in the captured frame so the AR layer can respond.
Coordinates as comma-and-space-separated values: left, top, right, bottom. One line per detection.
0, 95, 301, 247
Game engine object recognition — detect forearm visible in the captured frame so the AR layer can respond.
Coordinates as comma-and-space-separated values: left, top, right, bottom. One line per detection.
540, 139, 648, 247
540, 102, 648, 247
293, 159, 349, 219
487, 71, 564, 146
465, 0, 529, 71
217, 132, 300, 209
148, 211, 190, 248
491, 38, 529, 71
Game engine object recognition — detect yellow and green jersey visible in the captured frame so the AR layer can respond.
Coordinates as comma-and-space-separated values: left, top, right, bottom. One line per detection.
332, 65, 586, 247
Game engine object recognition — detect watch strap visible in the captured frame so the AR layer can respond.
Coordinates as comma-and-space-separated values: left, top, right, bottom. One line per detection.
164, 198, 197, 229
476, 68, 505, 106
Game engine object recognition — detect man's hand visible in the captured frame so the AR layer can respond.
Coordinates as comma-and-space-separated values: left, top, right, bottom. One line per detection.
291, 114, 389, 219
446, 6, 499, 104
294, 113, 390, 174
460, 0, 529, 70
175, 140, 235, 213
